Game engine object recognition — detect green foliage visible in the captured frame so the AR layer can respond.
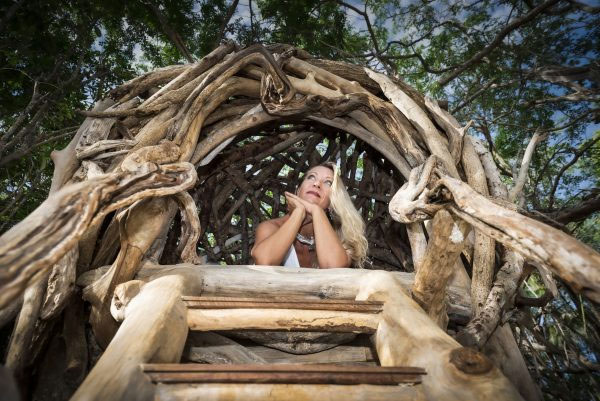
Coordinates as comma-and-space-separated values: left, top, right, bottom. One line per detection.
257, 0, 369, 59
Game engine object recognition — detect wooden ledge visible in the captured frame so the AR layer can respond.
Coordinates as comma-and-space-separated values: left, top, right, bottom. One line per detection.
182, 296, 384, 313
142, 364, 425, 385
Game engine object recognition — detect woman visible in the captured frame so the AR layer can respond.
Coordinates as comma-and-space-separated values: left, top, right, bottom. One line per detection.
251, 162, 368, 268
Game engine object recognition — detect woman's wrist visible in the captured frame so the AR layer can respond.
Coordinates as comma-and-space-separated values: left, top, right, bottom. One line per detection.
290, 206, 306, 220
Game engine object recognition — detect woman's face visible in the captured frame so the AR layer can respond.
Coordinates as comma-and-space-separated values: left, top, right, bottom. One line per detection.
297, 166, 334, 209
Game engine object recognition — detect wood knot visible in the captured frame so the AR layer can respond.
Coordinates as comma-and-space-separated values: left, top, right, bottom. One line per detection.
449, 347, 493, 375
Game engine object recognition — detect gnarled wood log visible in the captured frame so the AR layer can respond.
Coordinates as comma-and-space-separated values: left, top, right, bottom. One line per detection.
0, 162, 197, 309
412, 209, 470, 329
389, 156, 600, 303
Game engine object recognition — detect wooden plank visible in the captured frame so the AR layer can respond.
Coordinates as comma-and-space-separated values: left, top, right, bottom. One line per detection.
143, 364, 424, 374
247, 344, 376, 364
186, 308, 380, 333
182, 296, 383, 305
145, 371, 421, 385
154, 383, 424, 401
130, 264, 472, 322
142, 364, 424, 385
182, 296, 383, 313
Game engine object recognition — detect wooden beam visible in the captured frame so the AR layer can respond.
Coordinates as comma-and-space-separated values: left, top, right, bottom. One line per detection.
183, 296, 383, 313
116, 264, 472, 323
358, 270, 525, 401
142, 364, 424, 385
247, 344, 376, 365
187, 308, 380, 333
412, 209, 469, 329
154, 383, 423, 401
71, 275, 200, 401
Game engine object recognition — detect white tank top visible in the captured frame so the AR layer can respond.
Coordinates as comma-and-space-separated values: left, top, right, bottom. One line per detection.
282, 245, 300, 267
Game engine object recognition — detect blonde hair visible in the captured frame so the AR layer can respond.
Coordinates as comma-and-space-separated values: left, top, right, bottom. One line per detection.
306, 162, 368, 268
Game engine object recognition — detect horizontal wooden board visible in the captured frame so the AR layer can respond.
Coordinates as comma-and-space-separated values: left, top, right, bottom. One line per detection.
143, 364, 425, 385
154, 382, 424, 401
182, 296, 384, 313
186, 308, 380, 333
247, 344, 376, 364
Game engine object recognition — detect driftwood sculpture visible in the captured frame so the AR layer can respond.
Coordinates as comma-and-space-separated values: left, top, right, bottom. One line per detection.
1, 42, 599, 401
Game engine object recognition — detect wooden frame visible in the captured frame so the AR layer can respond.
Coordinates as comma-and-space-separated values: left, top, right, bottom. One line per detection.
72, 265, 524, 401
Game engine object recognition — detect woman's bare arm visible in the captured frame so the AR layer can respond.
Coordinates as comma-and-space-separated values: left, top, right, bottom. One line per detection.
311, 207, 351, 268
251, 207, 305, 265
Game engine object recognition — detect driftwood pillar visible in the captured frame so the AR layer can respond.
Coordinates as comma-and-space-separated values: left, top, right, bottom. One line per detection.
358, 270, 524, 401
72, 274, 200, 401
411, 209, 470, 328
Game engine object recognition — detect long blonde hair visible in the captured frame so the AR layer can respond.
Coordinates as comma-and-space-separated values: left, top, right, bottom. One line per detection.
306, 162, 368, 268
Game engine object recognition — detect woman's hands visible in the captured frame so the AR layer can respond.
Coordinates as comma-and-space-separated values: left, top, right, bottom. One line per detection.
285, 192, 322, 217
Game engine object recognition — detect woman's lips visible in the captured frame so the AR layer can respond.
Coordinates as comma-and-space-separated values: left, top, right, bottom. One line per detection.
306, 190, 320, 198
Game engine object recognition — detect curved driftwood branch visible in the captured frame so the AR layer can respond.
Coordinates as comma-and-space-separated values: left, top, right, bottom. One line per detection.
388, 156, 600, 302
437, 176, 600, 302
388, 156, 442, 223
174, 191, 202, 264
0, 162, 197, 308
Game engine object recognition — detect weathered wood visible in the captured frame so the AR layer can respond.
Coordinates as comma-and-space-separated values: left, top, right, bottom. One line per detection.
358, 270, 524, 401
142, 363, 425, 385
247, 344, 376, 364
75, 98, 140, 159
173, 191, 202, 264
154, 382, 424, 401
183, 296, 383, 313
85, 197, 177, 347
484, 324, 543, 401
40, 246, 78, 320
84, 266, 517, 400
0, 295, 21, 330
63, 296, 88, 385
412, 209, 469, 328
435, 174, 600, 303
72, 274, 201, 401
365, 68, 459, 178
509, 130, 546, 203
457, 250, 524, 349
49, 99, 114, 193
224, 331, 358, 354
112, 264, 472, 322
461, 137, 496, 314
183, 331, 266, 364
187, 308, 380, 333
5, 276, 47, 374
0, 162, 197, 309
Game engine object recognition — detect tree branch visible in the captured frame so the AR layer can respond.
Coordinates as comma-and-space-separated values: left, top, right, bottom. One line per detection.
548, 135, 600, 208
550, 190, 600, 224
509, 130, 547, 202
145, 2, 195, 62
214, 0, 240, 50
437, 0, 561, 87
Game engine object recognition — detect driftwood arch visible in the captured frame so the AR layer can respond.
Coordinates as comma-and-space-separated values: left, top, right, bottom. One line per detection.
1, 42, 600, 401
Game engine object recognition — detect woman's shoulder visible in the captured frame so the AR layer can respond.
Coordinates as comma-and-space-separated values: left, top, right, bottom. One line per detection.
258, 215, 287, 229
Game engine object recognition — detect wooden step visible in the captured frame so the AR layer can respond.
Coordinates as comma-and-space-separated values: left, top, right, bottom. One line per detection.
142, 363, 425, 385
184, 296, 383, 333
182, 296, 384, 313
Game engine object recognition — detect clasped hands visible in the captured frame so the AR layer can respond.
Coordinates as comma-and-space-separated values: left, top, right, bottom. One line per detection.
284, 191, 323, 221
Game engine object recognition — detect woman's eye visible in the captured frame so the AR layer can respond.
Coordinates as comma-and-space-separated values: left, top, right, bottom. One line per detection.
324, 180, 332, 187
